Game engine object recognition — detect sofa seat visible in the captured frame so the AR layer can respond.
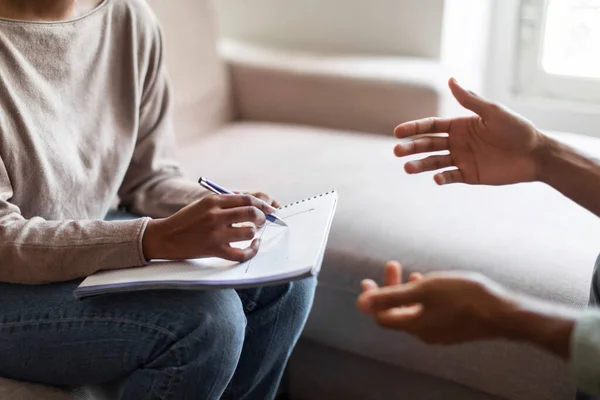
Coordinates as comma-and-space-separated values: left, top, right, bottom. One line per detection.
176, 121, 600, 400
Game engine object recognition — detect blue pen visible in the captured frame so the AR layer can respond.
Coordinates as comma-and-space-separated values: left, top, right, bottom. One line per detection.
199, 177, 288, 227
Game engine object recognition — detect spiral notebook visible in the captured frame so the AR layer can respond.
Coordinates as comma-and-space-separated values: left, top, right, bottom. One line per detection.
74, 191, 338, 298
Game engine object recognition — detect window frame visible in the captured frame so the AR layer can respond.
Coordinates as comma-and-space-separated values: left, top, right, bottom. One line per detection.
515, 0, 600, 103
485, 0, 600, 137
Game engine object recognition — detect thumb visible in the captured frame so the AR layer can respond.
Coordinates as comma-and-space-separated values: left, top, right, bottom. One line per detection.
448, 78, 491, 118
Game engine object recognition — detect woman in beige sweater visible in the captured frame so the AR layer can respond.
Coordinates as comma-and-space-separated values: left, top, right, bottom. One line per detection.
0, 0, 316, 399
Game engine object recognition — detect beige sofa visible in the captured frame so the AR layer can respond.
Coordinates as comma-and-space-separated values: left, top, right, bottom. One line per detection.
5, 1, 600, 399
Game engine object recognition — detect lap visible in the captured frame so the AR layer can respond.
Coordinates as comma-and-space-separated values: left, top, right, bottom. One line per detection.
0, 211, 316, 386
0, 281, 245, 386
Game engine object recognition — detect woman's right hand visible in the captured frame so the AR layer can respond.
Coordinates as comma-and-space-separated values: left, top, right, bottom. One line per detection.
142, 194, 276, 262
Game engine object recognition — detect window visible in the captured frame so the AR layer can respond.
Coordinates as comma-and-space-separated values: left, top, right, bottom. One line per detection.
516, 0, 600, 103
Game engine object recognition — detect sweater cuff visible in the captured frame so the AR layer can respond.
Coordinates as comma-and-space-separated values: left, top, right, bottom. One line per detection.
570, 309, 600, 395
136, 217, 151, 265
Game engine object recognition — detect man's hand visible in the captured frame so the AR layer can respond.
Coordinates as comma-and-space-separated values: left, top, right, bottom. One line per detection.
358, 263, 513, 344
142, 194, 277, 262
357, 263, 576, 358
394, 78, 546, 186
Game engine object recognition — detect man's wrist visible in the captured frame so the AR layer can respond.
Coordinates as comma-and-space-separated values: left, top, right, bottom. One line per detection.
533, 132, 564, 185
488, 294, 577, 359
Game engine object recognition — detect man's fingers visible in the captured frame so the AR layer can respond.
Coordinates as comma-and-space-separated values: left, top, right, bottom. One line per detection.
218, 206, 267, 227
394, 118, 453, 139
363, 283, 425, 313
405, 155, 454, 174
394, 78, 493, 139
374, 305, 423, 330
214, 194, 276, 214
361, 279, 379, 293
448, 77, 492, 118
434, 169, 465, 185
394, 137, 449, 157
357, 284, 378, 314
219, 239, 261, 262
385, 261, 402, 286
409, 272, 424, 282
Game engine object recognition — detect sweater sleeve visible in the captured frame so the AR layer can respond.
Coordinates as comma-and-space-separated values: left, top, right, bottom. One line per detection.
570, 309, 600, 395
0, 155, 150, 284
117, 21, 208, 219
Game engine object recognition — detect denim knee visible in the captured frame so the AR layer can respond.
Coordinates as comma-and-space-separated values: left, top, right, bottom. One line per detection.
274, 277, 317, 332
201, 293, 247, 368
288, 277, 317, 317
162, 290, 247, 381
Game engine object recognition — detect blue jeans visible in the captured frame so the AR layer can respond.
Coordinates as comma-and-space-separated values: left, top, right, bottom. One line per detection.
0, 211, 316, 400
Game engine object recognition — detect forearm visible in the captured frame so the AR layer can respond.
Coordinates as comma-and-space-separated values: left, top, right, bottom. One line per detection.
491, 293, 577, 359
492, 299, 600, 395
537, 134, 600, 218
0, 213, 149, 283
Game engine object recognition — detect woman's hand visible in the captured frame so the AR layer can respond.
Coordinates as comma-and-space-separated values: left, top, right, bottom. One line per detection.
142, 194, 277, 262
241, 192, 281, 209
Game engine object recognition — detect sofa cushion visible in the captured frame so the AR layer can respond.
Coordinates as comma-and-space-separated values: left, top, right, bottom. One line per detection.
177, 121, 600, 400
0, 378, 120, 400
0, 378, 71, 400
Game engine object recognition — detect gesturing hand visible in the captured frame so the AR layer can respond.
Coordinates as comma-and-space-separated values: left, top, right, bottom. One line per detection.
143, 194, 277, 262
394, 78, 546, 186
360, 261, 423, 292
357, 263, 515, 345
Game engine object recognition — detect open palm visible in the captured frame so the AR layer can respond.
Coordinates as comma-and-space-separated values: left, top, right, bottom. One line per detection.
394, 78, 543, 186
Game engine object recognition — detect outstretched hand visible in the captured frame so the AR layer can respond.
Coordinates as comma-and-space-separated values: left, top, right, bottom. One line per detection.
360, 261, 423, 293
357, 263, 515, 345
394, 78, 546, 186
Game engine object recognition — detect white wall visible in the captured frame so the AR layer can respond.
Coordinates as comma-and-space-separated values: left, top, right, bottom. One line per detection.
214, 0, 445, 59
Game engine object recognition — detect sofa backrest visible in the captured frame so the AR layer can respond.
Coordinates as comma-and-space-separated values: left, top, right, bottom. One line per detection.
146, 0, 232, 143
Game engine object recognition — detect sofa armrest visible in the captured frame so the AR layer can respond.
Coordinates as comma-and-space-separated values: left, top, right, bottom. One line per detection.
220, 39, 449, 135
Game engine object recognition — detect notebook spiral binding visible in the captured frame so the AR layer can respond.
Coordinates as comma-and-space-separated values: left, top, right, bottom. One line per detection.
280, 190, 336, 209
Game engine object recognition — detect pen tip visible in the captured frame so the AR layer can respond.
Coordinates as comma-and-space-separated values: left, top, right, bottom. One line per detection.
276, 218, 288, 227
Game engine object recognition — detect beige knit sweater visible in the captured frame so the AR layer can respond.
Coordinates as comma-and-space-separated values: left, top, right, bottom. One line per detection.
0, 0, 206, 283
